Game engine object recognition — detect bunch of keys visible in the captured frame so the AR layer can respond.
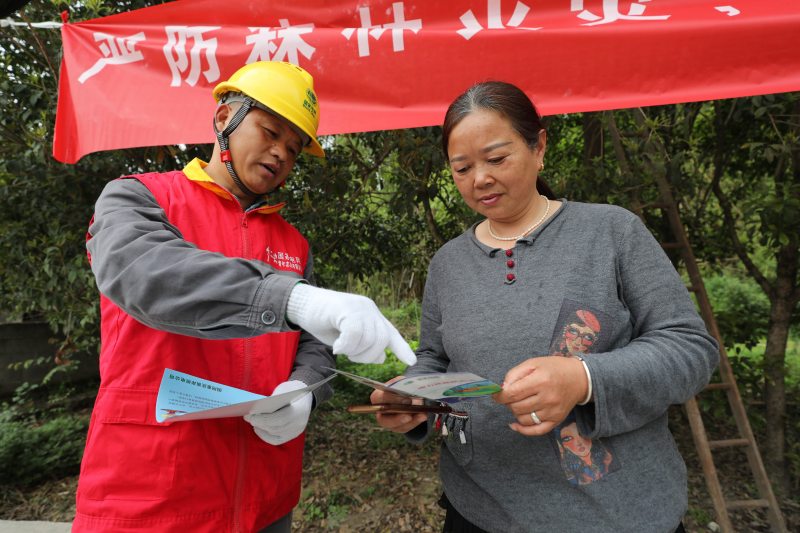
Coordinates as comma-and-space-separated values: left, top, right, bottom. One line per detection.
435, 411, 469, 444
348, 402, 470, 444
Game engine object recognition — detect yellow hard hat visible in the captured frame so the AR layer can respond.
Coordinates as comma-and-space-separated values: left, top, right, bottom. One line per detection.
213, 61, 324, 158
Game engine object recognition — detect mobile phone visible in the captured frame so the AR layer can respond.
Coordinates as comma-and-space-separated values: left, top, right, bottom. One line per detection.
347, 403, 454, 415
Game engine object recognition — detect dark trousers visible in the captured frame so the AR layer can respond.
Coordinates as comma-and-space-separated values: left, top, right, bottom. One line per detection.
439, 494, 686, 533
258, 511, 292, 533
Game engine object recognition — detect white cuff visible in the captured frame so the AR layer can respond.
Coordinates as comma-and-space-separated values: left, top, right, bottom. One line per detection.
577, 358, 593, 405
286, 282, 311, 325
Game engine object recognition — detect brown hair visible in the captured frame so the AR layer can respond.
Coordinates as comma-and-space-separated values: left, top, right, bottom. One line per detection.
441, 81, 554, 199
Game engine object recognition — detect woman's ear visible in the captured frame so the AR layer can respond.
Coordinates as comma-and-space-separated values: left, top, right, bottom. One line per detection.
537, 129, 547, 156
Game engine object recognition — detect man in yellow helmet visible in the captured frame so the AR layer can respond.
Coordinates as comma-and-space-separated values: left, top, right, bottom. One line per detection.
74, 61, 416, 533
209, 61, 325, 204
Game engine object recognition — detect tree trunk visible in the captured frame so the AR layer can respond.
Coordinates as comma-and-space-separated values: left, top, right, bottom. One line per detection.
420, 192, 445, 249
416, 157, 446, 250
763, 98, 800, 494
582, 112, 603, 176
763, 241, 799, 493
763, 300, 790, 493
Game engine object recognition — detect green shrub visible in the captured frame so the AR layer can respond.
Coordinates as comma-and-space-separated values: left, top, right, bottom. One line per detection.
1, 379, 99, 425
331, 347, 416, 404
705, 273, 770, 350
0, 415, 89, 487
380, 300, 422, 341
334, 299, 421, 387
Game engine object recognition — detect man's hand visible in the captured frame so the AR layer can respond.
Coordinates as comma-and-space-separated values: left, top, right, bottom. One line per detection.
244, 380, 312, 445
286, 284, 417, 365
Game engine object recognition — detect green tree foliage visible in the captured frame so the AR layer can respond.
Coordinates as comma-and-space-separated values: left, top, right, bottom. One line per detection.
0, 0, 198, 362
279, 128, 475, 300
1, 0, 104, 359
701, 95, 800, 490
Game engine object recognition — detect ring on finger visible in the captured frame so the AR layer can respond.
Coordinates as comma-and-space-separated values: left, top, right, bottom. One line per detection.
530, 410, 542, 425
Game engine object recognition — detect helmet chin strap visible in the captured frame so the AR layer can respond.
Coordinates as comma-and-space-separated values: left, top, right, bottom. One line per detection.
213, 96, 263, 200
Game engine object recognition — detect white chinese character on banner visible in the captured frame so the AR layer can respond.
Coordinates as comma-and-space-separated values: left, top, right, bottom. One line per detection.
245, 27, 277, 63
246, 19, 316, 66
714, 5, 740, 17
458, 0, 537, 40
78, 32, 145, 83
163, 26, 221, 87
571, 0, 670, 26
341, 2, 422, 57
341, 6, 379, 57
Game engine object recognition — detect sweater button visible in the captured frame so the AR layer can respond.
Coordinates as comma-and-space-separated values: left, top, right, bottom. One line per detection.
260, 310, 277, 325
506, 273, 516, 282
506, 259, 515, 268
505, 249, 513, 257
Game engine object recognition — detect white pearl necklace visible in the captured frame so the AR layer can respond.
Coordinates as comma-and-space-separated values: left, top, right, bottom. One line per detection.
486, 196, 551, 241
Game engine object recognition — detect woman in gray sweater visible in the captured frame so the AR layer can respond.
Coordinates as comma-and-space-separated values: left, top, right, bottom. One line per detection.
370, 81, 719, 533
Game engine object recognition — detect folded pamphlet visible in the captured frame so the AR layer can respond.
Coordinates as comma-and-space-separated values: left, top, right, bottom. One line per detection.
155, 368, 335, 423
326, 367, 500, 403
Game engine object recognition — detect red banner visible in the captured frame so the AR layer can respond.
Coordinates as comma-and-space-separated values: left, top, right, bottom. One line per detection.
54, 0, 800, 163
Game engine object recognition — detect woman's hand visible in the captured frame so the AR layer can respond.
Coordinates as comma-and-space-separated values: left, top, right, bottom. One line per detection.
370, 376, 428, 433
492, 356, 588, 436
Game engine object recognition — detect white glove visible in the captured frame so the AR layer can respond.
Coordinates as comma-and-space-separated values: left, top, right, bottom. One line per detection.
244, 380, 312, 445
286, 283, 417, 365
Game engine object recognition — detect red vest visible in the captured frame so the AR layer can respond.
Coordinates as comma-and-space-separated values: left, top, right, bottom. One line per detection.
74, 162, 309, 532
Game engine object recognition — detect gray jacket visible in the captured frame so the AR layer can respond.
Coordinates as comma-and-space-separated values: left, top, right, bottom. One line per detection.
407, 200, 719, 533
88, 177, 336, 402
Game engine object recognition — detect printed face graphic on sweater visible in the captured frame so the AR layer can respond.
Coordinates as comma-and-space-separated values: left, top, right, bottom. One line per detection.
555, 419, 617, 486
549, 300, 619, 485
560, 423, 591, 457
553, 307, 602, 356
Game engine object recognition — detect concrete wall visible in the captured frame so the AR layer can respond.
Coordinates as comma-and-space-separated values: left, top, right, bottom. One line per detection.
0, 322, 98, 397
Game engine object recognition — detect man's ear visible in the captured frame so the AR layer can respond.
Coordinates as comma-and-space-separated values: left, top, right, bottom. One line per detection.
214, 104, 232, 132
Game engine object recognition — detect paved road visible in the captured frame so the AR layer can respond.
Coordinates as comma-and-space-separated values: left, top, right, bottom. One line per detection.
0, 521, 71, 532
